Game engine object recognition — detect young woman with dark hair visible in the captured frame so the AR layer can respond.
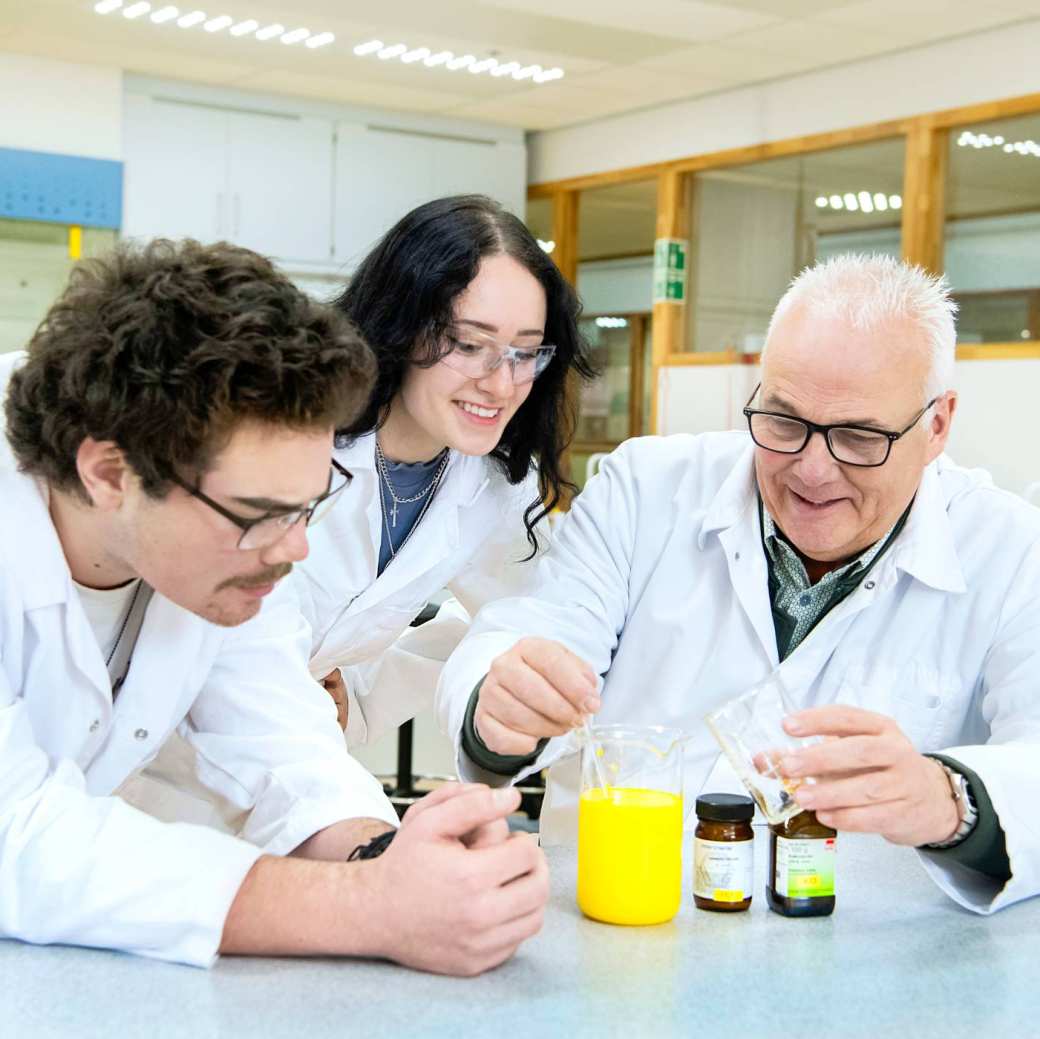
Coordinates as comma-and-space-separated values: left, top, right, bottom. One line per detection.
293, 194, 595, 743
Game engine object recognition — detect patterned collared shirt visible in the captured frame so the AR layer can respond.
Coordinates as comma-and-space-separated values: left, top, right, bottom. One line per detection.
761, 505, 896, 658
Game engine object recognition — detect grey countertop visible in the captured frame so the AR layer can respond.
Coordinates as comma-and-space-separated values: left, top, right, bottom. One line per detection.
5, 831, 1039, 1039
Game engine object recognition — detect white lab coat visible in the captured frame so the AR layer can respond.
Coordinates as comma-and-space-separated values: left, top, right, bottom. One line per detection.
292, 431, 546, 746
0, 355, 396, 967
437, 432, 1040, 915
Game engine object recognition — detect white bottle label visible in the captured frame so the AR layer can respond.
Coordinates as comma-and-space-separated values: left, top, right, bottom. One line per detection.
694, 837, 754, 903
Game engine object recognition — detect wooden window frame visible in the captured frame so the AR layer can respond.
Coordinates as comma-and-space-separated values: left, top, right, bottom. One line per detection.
530, 89, 1040, 435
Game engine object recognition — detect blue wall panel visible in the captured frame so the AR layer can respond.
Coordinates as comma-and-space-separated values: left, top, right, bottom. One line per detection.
0, 147, 123, 229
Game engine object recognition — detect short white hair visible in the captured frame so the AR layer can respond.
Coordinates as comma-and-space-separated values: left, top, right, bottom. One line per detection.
762, 253, 957, 399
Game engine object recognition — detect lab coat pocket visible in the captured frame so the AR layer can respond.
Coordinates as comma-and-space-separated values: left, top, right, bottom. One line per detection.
833, 661, 949, 749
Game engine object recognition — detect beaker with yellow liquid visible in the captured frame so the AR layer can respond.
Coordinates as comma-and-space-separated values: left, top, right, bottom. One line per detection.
577, 725, 686, 926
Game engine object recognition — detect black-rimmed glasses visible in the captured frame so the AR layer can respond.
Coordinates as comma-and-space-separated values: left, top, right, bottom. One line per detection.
168, 460, 353, 550
743, 384, 939, 468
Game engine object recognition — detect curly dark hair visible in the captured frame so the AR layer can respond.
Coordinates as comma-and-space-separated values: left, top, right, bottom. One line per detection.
335, 194, 596, 555
5, 238, 376, 500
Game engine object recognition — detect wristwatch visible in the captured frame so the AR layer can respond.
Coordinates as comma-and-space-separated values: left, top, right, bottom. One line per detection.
926, 760, 979, 849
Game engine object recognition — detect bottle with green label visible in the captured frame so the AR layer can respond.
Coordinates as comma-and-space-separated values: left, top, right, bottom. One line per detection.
766, 810, 836, 917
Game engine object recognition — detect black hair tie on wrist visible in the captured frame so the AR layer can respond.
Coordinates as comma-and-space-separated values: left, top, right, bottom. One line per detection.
347, 829, 397, 861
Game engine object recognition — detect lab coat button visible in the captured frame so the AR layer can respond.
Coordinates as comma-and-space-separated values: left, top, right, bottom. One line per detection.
734, 551, 741, 561
89, 719, 99, 733
134, 728, 148, 741
864, 580, 876, 590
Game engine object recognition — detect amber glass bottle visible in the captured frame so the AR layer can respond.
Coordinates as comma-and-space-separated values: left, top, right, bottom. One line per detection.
766, 810, 836, 918
693, 793, 755, 912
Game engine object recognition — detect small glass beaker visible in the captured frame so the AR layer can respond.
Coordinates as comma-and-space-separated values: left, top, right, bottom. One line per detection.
577, 724, 685, 926
705, 673, 817, 826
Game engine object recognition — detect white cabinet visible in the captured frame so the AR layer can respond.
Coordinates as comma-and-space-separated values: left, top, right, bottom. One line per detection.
123, 96, 227, 244
122, 95, 334, 263
226, 111, 332, 262
332, 124, 526, 269
122, 86, 527, 273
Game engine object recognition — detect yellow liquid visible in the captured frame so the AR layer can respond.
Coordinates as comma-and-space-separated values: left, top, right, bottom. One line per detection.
577, 786, 683, 926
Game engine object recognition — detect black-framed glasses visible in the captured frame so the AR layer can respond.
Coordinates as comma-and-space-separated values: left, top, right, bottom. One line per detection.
167, 459, 353, 550
743, 384, 939, 468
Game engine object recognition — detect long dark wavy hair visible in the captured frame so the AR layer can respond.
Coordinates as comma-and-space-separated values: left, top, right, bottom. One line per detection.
334, 194, 595, 556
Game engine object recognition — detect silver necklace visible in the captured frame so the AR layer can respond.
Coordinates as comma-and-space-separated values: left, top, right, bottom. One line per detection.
376, 449, 450, 563
375, 439, 449, 528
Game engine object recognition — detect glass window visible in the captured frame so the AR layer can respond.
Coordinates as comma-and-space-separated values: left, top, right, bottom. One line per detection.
945, 113, 1040, 344
570, 180, 657, 490
525, 197, 554, 256
684, 138, 905, 353
0, 219, 117, 354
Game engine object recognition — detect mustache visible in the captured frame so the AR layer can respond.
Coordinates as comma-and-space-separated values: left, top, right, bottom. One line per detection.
217, 563, 293, 591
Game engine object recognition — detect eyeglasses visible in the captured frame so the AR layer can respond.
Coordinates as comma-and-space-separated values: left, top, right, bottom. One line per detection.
743, 384, 939, 468
167, 459, 353, 550
440, 329, 557, 385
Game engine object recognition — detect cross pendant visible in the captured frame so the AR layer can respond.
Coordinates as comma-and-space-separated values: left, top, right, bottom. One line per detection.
391, 499, 399, 528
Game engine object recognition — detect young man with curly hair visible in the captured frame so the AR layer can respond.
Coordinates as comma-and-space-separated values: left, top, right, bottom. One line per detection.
0, 240, 547, 974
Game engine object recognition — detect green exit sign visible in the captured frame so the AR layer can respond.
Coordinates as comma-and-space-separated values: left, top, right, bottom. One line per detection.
653, 237, 688, 304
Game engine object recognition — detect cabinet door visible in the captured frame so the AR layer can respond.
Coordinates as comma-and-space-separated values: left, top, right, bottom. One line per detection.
430, 137, 526, 216
226, 111, 333, 264
333, 124, 437, 269
122, 95, 228, 243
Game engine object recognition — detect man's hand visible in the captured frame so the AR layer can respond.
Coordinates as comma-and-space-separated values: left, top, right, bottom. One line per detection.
321, 669, 349, 730
474, 637, 600, 757
780, 705, 960, 847
367, 784, 549, 976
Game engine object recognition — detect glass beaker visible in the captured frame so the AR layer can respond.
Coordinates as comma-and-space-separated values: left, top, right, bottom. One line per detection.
704, 673, 817, 826
577, 724, 686, 926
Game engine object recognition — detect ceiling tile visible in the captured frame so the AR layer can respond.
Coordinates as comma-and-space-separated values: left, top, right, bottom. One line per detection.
819, 0, 1028, 42
479, 0, 780, 43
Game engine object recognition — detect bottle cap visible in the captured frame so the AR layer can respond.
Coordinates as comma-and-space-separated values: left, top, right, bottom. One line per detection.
696, 792, 755, 822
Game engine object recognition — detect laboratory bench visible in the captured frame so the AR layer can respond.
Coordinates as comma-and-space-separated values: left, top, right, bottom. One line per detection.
5, 831, 1039, 1039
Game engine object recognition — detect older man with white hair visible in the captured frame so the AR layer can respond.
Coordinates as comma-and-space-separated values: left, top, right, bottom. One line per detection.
436, 253, 1040, 913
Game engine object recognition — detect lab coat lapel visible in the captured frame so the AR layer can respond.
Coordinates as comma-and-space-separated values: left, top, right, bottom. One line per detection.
352, 451, 482, 610
2, 469, 113, 706
701, 445, 780, 667
86, 593, 210, 792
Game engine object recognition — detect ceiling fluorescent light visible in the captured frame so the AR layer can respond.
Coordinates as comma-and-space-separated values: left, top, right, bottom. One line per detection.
378, 43, 407, 59
815, 196, 828, 208
513, 65, 539, 80
229, 18, 259, 35
281, 27, 310, 44
123, 2, 152, 18
491, 61, 520, 77
151, 5, 179, 22
177, 9, 205, 26
469, 58, 497, 74
857, 190, 874, 214
425, 50, 452, 66
255, 22, 284, 39
829, 194, 843, 209
843, 192, 858, 211
889, 194, 902, 209
401, 47, 430, 63
446, 54, 475, 70
353, 39, 383, 55
94, 0, 123, 13
305, 32, 334, 48
203, 14, 232, 31
873, 193, 888, 211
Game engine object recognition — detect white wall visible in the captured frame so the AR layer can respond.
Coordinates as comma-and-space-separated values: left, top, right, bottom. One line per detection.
657, 359, 1040, 498
577, 256, 654, 314
0, 53, 122, 159
529, 18, 1040, 185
